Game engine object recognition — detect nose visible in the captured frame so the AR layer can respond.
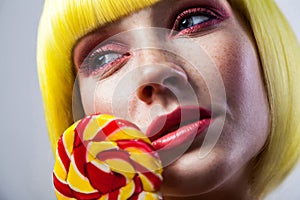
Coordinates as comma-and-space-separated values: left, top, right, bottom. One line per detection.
135, 61, 188, 105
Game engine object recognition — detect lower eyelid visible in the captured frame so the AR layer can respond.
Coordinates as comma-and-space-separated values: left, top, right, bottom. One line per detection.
182, 19, 223, 35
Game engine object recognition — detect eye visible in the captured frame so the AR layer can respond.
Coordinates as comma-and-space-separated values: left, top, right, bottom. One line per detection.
173, 7, 224, 35
80, 42, 130, 77
177, 15, 210, 31
91, 51, 122, 70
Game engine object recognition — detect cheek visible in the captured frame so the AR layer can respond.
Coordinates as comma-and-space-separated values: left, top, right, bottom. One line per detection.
79, 78, 116, 115
80, 73, 140, 119
219, 35, 269, 154
199, 28, 267, 113
194, 28, 269, 159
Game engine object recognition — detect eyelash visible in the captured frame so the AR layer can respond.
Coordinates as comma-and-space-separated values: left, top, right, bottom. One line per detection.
172, 7, 223, 36
80, 7, 224, 77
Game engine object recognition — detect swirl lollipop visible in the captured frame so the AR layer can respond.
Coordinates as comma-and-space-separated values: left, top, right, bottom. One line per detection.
53, 114, 163, 200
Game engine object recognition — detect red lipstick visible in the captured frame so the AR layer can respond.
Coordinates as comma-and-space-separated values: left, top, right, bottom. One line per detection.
146, 106, 212, 150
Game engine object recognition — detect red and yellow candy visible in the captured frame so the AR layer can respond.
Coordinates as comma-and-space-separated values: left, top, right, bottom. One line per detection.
53, 114, 163, 200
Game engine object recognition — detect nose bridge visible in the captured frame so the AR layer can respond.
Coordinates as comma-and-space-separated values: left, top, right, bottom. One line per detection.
131, 26, 166, 51
134, 48, 169, 67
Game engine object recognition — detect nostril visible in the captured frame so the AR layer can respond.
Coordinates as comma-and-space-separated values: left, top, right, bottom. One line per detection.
136, 65, 188, 104
142, 85, 153, 100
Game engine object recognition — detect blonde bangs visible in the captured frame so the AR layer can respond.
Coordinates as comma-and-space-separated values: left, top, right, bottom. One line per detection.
37, 0, 160, 153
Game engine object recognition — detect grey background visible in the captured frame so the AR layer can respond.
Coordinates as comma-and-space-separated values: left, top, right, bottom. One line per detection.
0, 0, 299, 199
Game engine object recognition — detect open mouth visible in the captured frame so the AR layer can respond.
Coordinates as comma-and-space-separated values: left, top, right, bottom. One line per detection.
146, 106, 212, 150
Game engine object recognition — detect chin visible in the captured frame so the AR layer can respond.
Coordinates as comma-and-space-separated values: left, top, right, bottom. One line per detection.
159, 148, 232, 197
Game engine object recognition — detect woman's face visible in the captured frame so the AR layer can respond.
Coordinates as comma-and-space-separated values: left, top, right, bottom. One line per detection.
73, 0, 269, 198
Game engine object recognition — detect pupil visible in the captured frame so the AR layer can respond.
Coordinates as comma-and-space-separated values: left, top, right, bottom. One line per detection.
98, 56, 105, 62
96, 55, 108, 67
97, 54, 120, 66
181, 18, 193, 30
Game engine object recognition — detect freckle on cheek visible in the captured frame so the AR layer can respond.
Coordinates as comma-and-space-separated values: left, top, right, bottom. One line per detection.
128, 96, 138, 118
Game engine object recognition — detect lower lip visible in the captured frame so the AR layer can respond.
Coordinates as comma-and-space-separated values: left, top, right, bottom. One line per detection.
151, 118, 211, 151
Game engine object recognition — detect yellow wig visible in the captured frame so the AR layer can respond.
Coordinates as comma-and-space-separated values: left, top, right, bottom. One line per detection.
37, 0, 300, 198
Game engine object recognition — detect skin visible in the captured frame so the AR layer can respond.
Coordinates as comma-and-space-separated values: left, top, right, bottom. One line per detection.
73, 0, 270, 199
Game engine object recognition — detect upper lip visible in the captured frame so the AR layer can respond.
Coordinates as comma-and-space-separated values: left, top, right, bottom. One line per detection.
146, 106, 211, 142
